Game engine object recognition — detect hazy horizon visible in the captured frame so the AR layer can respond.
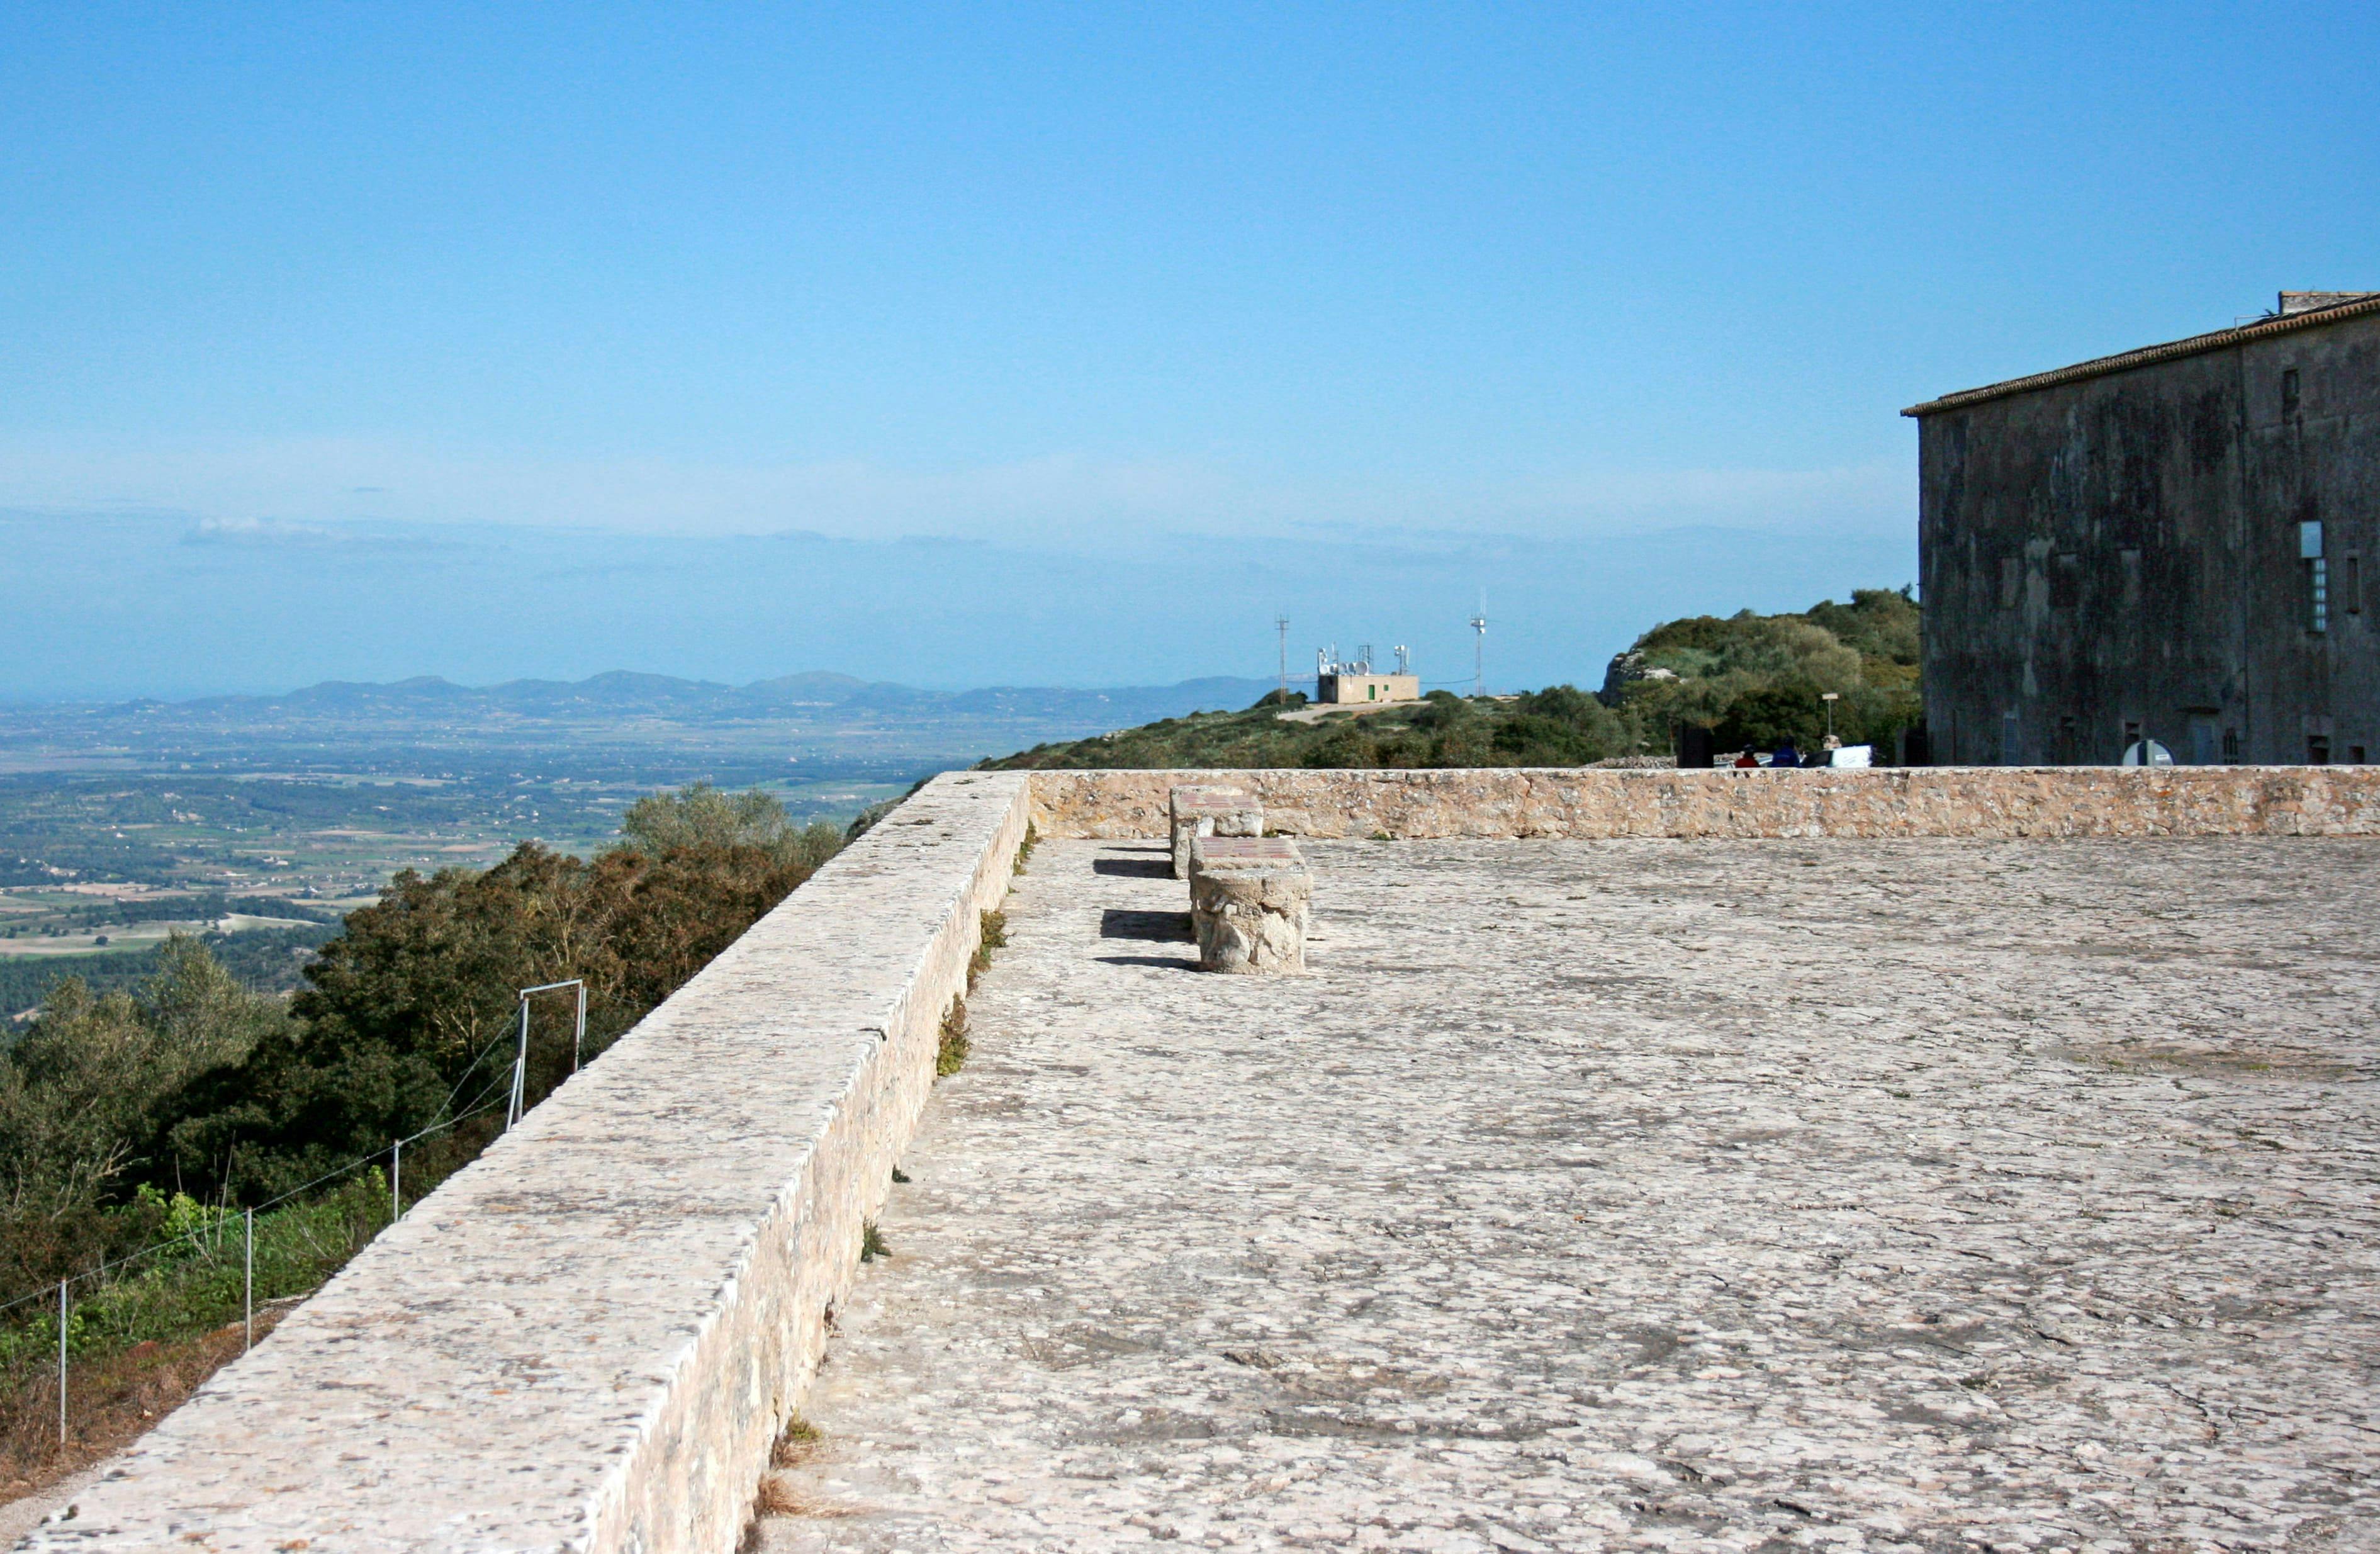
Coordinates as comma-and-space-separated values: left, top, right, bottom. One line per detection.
0, 505, 1911, 702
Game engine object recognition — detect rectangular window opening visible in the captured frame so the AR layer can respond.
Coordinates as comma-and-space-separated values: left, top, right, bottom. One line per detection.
2050, 553, 2081, 611
2312, 556, 2330, 633
2187, 714, 2218, 767
2348, 555, 2362, 616
2282, 368, 2301, 419
2223, 728, 2242, 765
2352, 746, 2369, 765
2307, 735, 2332, 765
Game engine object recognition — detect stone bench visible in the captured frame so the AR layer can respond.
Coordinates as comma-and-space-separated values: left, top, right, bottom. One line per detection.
1187, 835, 1311, 974
1169, 784, 1263, 880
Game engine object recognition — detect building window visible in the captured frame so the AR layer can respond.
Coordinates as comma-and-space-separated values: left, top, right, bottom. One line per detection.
2308, 735, 2332, 765
2282, 368, 2301, 419
2054, 716, 2079, 765
2001, 709, 2023, 766
2348, 555, 2362, 617
2050, 553, 2080, 610
2223, 728, 2242, 764
2304, 521, 2328, 633
2352, 746, 2369, 765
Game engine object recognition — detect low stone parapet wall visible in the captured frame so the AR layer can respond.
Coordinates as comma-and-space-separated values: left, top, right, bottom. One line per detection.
25, 771, 1031, 1554
1028, 766, 2380, 839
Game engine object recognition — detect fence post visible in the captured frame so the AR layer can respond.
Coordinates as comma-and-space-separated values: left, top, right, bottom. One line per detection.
392, 1138, 402, 1222
508, 998, 530, 1129
244, 1208, 254, 1353
572, 983, 587, 1074
57, 1279, 67, 1448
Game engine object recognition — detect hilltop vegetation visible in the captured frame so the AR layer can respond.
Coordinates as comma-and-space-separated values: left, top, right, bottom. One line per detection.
983, 684, 1641, 770
984, 588, 1921, 770
1608, 587, 1921, 756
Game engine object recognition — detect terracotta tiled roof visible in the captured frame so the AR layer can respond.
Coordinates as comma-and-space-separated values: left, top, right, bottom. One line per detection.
1903, 291, 2380, 417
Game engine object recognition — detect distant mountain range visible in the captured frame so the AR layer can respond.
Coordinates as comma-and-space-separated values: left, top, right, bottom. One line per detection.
120, 671, 1285, 728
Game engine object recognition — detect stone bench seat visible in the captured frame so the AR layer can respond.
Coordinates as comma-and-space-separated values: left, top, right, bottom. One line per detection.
1168, 784, 1263, 879
1187, 835, 1310, 974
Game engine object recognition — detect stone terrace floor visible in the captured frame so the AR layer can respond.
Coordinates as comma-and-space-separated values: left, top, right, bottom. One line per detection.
760, 838, 2380, 1553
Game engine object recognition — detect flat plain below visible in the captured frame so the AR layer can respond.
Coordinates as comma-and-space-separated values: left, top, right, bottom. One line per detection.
763, 836, 2379, 1552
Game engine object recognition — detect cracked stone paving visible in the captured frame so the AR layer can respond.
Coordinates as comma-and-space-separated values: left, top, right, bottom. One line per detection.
758, 837, 2380, 1552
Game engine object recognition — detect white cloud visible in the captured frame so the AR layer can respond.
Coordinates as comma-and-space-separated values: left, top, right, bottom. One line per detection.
0, 432, 1911, 549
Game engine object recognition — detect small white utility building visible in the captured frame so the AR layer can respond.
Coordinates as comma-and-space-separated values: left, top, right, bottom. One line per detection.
1316, 645, 1421, 705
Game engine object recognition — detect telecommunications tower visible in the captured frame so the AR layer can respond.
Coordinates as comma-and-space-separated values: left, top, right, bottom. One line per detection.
1276, 614, 1290, 701
1468, 598, 1488, 697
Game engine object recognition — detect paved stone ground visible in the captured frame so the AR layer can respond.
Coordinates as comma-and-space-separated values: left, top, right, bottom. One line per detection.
759, 838, 2380, 1553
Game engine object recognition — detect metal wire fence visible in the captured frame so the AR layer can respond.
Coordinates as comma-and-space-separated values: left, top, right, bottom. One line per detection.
0, 1015, 541, 1456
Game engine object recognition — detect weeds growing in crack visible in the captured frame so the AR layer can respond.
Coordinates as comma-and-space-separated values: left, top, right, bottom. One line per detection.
937, 996, 970, 1077
773, 1416, 822, 1464
969, 909, 1008, 987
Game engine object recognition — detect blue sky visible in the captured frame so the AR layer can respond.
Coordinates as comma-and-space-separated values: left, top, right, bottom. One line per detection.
3, 4, 2374, 697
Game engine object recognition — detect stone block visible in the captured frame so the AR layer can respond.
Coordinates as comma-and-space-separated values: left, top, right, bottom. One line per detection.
1169, 785, 1262, 879
1188, 835, 1310, 973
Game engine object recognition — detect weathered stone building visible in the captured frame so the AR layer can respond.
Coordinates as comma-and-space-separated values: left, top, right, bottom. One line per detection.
1907, 291, 2380, 764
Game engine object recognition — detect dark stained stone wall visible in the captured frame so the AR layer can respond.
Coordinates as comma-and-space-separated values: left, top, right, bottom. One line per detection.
1916, 310, 2380, 765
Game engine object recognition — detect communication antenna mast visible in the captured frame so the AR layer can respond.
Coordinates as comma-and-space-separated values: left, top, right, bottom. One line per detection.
1469, 597, 1489, 697
1276, 614, 1289, 700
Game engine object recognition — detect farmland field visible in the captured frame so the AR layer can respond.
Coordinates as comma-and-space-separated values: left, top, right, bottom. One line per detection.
0, 668, 1268, 1015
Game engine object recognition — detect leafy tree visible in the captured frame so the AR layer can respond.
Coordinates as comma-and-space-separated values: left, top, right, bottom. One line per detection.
1617, 592, 1921, 757
159, 786, 840, 1202
1805, 587, 1921, 667
619, 782, 842, 872
0, 938, 286, 1290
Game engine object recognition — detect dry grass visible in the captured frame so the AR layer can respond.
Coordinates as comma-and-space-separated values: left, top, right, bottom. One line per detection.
0, 1307, 291, 1509
755, 1470, 855, 1517
750, 1417, 854, 1525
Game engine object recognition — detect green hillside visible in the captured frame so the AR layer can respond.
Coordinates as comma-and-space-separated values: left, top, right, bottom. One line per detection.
982, 588, 1921, 770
